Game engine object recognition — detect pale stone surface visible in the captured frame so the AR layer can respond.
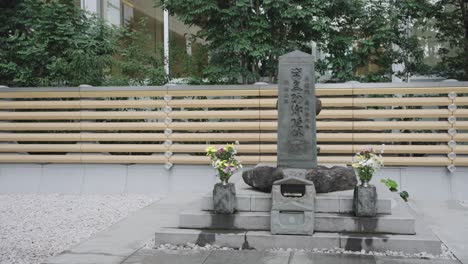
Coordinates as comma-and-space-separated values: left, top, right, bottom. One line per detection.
354, 185, 378, 217
277, 50, 317, 169
270, 210, 314, 235
271, 177, 315, 211
200, 192, 391, 214
213, 183, 237, 214
179, 211, 415, 234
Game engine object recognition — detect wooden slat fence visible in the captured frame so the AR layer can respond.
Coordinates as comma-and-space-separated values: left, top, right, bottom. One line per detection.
0, 82, 467, 167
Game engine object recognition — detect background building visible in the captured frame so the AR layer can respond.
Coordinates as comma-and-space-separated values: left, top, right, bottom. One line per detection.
79, 0, 200, 76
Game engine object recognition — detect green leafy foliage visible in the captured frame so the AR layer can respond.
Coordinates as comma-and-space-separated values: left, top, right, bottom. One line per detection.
0, 0, 115, 87
432, 0, 468, 80
317, 0, 432, 82
108, 18, 167, 86
400, 191, 409, 202
380, 178, 398, 192
158, 0, 339, 83
380, 178, 410, 202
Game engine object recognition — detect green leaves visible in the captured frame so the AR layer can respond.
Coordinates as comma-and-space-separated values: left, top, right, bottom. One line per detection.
380, 178, 398, 192
380, 178, 410, 202
0, 0, 115, 87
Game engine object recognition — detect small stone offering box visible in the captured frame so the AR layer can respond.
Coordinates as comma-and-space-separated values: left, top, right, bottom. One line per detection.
270, 177, 315, 235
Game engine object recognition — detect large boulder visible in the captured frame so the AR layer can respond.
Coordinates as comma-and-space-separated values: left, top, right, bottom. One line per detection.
242, 164, 283, 192
242, 164, 357, 193
306, 165, 357, 193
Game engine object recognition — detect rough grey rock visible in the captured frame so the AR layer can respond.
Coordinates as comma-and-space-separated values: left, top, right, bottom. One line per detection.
242, 165, 357, 193
306, 166, 357, 193
213, 183, 237, 214
242, 164, 283, 192
353, 185, 377, 217
316, 98, 322, 115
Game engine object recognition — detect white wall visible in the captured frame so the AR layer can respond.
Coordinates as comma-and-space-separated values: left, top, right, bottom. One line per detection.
0, 164, 466, 201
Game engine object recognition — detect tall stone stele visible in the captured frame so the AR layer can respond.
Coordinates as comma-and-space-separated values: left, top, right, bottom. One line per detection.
277, 50, 317, 169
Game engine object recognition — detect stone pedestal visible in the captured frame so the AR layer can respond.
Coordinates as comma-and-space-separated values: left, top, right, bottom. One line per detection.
353, 185, 377, 217
213, 183, 236, 214
270, 177, 315, 235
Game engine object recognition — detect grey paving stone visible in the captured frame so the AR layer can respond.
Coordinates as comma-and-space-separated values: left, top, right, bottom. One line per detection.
374, 256, 461, 264
245, 231, 340, 250
290, 252, 376, 264
201, 193, 391, 214
122, 249, 211, 264
203, 250, 290, 264
154, 228, 246, 249
44, 253, 125, 264
179, 210, 415, 234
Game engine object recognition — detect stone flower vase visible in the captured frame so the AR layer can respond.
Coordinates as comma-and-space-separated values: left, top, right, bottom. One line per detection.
353, 183, 377, 217
213, 182, 237, 214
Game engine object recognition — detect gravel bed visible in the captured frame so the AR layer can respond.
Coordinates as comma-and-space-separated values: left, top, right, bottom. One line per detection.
149, 242, 456, 260
0, 194, 160, 264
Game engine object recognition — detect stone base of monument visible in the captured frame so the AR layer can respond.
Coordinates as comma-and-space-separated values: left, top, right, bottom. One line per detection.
153, 174, 443, 254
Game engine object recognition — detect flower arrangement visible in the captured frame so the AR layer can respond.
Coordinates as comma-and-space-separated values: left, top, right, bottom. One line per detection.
352, 146, 384, 186
206, 143, 242, 184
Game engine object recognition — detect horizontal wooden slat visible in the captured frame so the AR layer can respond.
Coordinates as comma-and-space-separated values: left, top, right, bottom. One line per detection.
2, 121, 466, 131
2, 97, 467, 110
1, 133, 466, 142
0, 154, 466, 166
0, 110, 275, 120
0, 99, 278, 109
1, 144, 467, 154
0, 154, 166, 163
316, 87, 468, 96
321, 97, 468, 107
170, 155, 468, 166
1, 86, 466, 99
318, 109, 468, 119
2, 109, 467, 120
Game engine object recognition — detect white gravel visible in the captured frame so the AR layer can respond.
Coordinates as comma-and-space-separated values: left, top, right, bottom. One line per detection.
150, 242, 456, 260
0, 194, 160, 264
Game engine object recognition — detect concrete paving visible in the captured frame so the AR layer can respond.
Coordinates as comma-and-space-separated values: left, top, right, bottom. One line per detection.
122, 249, 461, 264
42, 188, 468, 264
409, 200, 468, 264
43, 193, 201, 264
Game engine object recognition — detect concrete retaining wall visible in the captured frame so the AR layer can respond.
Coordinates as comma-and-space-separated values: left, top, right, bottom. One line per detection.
0, 164, 466, 201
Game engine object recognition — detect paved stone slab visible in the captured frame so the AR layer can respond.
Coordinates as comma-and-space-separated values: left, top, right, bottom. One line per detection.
123, 250, 461, 264
409, 200, 468, 264
200, 194, 391, 214
179, 210, 415, 234
374, 257, 460, 264
203, 250, 290, 264
155, 227, 441, 254
155, 228, 247, 249
122, 249, 211, 264
44, 253, 126, 264
245, 231, 340, 250
44, 194, 201, 264
290, 252, 376, 264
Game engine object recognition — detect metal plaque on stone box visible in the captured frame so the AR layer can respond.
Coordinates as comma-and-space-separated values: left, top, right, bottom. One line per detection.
277, 50, 317, 169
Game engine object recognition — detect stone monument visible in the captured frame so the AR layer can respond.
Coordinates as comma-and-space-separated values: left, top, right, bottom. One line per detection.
277, 50, 317, 169
242, 50, 357, 193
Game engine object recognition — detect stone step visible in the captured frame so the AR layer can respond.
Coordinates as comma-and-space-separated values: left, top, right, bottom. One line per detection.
200, 194, 392, 214
179, 210, 415, 235
154, 228, 441, 254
